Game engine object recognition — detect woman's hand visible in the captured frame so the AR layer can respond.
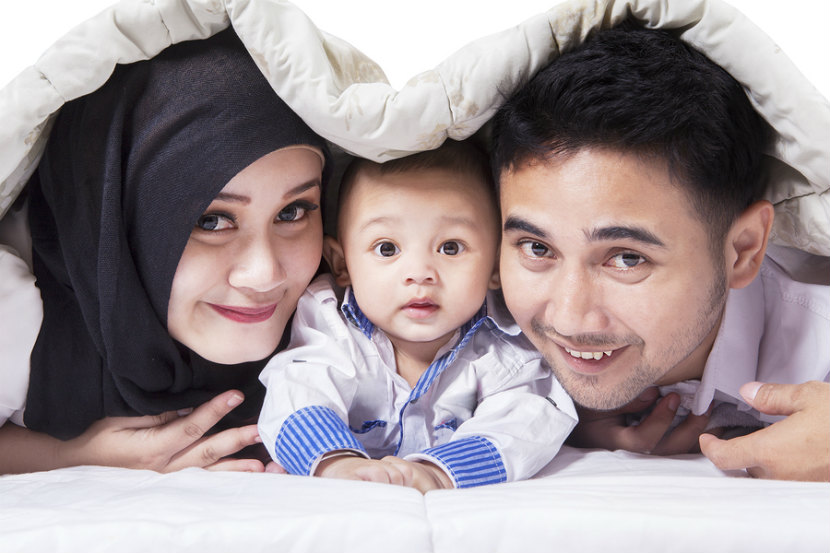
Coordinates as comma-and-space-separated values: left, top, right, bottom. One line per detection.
0, 390, 264, 474
63, 390, 265, 472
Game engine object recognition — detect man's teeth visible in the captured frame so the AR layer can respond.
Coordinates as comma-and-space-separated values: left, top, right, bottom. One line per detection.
565, 348, 613, 360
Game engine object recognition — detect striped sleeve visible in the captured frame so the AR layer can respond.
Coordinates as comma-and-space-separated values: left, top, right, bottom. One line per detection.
418, 436, 507, 488
275, 405, 367, 475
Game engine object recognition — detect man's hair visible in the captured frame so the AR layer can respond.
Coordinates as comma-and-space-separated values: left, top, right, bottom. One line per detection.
336, 139, 496, 235
491, 22, 772, 243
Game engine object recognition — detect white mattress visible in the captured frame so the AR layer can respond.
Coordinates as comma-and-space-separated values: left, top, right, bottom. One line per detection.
1, 447, 827, 552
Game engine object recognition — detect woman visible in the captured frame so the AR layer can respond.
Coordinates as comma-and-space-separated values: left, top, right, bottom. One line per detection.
0, 29, 330, 474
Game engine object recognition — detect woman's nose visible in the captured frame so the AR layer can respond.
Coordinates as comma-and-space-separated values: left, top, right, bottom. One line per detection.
228, 234, 286, 293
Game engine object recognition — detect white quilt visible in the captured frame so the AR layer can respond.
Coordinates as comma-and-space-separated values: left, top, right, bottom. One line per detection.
1, 0, 829, 253
1, 447, 828, 552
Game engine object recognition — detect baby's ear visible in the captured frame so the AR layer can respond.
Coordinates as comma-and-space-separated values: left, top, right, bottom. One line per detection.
488, 265, 501, 290
322, 236, 351, 287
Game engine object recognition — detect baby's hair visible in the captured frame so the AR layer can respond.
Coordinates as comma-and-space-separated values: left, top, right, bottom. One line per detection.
335, 139, 497, 236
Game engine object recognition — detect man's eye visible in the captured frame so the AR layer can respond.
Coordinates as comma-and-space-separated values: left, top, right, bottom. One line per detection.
519, 240, 550, 258
373, 241, 400, 257
195, 213, 235, 231
608, 252, 646, 269
439, 241, 464, 256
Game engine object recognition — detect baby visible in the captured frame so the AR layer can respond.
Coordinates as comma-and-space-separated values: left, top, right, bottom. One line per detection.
258, 140, 576, 491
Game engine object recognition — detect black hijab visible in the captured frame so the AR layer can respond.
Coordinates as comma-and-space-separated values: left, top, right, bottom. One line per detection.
25, 29, 330, 440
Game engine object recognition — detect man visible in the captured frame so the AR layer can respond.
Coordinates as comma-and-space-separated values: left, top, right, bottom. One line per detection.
491, 22, 829, 481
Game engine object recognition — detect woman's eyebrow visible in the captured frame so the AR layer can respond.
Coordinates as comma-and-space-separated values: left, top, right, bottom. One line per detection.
285, 179, 322, 198
215, 192, 250, 204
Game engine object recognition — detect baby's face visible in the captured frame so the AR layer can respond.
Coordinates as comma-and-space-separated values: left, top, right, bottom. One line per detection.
337, 167, 500, 353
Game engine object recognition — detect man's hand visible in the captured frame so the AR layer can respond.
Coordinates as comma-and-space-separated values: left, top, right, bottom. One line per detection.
568, 387, 711, 455
315, 454, 452, 492
699, 381, 830, 481
63, 390, 265, 472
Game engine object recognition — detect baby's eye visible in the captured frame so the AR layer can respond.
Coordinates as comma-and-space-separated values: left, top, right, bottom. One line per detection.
519, 240, 551, 258
439, 241, 465, 256
195, 213, 235, 231
277, 201, 317, 222
608, 252, 646, 269
373, 241, 400, 257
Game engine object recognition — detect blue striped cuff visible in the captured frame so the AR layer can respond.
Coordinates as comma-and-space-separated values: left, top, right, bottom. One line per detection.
422, 436, 506, 488
275, 405, 366, 475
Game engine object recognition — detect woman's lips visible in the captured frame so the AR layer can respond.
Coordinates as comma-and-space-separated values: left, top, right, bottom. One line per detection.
402, 298, 439, 319
209, 303, 278, 323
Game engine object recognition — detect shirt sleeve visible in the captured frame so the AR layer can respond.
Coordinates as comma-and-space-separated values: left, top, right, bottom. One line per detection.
258, 279, 368, 475
405, 357, 577, 487
0, 245, 41, 427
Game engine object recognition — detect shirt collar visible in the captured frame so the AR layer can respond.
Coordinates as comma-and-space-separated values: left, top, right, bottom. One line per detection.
693, 275, 766, 414
340, 287, 376, 339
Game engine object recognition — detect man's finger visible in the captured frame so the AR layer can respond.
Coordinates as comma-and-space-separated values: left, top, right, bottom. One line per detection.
699, 432, 757, 472
653, 410, 710, 455
619, 394, 680, 453
740, 381, 820, 417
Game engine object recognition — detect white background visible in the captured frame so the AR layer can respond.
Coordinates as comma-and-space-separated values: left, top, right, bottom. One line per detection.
1, 0, 828, 97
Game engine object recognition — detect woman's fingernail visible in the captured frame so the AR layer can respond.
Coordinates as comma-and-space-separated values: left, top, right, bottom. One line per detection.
227, 393, 244, 407
666, 394, 680, 412
740, 381, 763, 401
177, 408, 194, 416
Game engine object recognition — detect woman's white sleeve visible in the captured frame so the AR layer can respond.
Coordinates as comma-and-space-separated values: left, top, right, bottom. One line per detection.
0, 246, 41, 427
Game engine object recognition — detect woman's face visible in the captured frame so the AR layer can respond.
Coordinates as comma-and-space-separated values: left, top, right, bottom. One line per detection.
167, 147, 324, 364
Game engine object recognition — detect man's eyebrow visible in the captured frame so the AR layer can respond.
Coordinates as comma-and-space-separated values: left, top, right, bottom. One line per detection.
503, 216, 548, 238
587, 226, 666, 248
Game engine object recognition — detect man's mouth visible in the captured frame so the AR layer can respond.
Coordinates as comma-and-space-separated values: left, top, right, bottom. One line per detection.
564, 347, 614, 361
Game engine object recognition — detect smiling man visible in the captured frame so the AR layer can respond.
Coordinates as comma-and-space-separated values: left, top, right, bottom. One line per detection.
491, 22, 830, 481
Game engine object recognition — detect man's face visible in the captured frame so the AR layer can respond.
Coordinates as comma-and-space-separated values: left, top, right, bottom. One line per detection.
499, 148, 727, 410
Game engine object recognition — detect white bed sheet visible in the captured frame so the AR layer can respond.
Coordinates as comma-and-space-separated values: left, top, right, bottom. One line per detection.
1, 447, 827, 553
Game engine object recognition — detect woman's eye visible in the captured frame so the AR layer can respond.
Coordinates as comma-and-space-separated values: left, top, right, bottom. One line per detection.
277, 205, 302, 222
519, 240, 551, 258
276, 201, 318, 223
439, 241, 465, 256
373, 241, 400, 257
608, 252, 646, 269
195, 213, 235, 231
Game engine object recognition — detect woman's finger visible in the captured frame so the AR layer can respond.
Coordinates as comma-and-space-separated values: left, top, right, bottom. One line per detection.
204, 458, 266, 473
167, 423, 262, 471
161, 390, 245, 447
